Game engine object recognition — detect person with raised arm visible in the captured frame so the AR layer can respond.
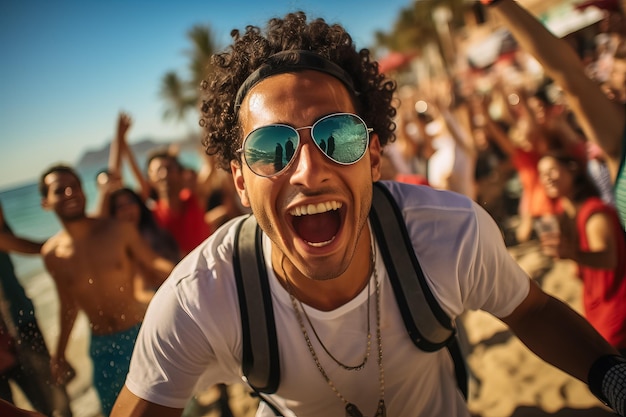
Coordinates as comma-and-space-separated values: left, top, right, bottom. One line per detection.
483, 0, 626, 229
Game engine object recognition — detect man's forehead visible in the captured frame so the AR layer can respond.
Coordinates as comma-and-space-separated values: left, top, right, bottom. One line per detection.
46, 171, 79, 185
149, 156, 178, 168
241, 71, 355, 125
234, 50, 356, 111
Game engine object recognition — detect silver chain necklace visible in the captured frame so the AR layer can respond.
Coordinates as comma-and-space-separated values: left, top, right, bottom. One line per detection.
294, 273, 372, 371
283, 252, 386, 417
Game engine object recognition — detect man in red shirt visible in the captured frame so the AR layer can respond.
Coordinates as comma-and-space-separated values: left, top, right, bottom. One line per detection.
146, 150, 212, 255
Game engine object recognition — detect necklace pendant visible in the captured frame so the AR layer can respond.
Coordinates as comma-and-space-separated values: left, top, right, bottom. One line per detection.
374, 399, 386, 417
345, 403, 364, 417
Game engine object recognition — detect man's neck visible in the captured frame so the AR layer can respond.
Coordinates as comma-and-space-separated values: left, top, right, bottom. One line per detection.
273, 225, 373, 311
61, 215, 94, 239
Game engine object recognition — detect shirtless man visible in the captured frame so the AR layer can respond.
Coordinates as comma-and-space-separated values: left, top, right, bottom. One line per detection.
39, 164, 174, 416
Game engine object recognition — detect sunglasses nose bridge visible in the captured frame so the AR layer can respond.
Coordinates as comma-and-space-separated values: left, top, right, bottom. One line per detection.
288, 124, 331, 172
295, 124, 328, 155
294, 125, 313, 141
288, 136, 332, 186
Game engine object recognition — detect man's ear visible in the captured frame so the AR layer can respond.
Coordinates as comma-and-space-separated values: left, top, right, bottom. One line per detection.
231, 160, 251, 208
369, 133, 382, 182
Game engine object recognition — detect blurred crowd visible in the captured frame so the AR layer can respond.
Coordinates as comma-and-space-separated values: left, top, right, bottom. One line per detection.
383, 0, 624, 245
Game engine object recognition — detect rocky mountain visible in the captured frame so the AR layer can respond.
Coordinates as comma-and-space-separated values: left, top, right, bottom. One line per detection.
75, 136, 201, 170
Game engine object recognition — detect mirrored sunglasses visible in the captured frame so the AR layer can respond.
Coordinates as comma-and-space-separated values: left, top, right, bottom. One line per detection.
238, 112, 372, 177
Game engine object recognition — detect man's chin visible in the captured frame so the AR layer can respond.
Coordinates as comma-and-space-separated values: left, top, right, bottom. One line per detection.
296, 258, 346, 281
62, 212, 86, 222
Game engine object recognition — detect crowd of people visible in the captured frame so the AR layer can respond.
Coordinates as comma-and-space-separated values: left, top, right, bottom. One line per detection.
1, 0, 626, 416
1, 110, 248, 416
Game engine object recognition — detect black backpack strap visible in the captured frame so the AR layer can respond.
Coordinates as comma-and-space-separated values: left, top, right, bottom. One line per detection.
248, 390, 286, 416
369, 182, 455, 350
369, 182, 467, 398
447, 337, 468, 399
233, 215, 280, 394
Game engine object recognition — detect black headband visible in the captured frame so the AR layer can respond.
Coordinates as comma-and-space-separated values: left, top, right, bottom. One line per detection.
234, 50, 357, 112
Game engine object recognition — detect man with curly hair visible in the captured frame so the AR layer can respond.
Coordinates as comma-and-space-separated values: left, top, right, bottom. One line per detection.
112, 11, 626, 417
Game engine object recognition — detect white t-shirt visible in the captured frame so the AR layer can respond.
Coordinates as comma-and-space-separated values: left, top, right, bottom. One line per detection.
125, 181, 530, 416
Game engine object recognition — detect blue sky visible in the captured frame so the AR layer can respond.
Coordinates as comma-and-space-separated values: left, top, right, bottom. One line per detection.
0, 0, 411, 191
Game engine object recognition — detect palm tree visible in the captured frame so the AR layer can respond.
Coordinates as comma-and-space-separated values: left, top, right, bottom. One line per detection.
160, 24, 219, 126
371, 0, 472, 79
186, 25, 218, 88
160, 71, 196, 122
374, 0, 469, 53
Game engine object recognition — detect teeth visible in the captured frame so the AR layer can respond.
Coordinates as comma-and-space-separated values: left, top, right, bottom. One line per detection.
290, 201, 342, 216
305, 236, 336, 247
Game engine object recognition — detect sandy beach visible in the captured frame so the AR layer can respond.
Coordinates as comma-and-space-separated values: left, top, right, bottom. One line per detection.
11, 235, 617, 417
465, 240, 615, 417
12, 271, 103, 417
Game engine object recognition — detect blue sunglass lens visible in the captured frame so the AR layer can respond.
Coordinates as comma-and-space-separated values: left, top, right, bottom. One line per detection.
244, 125, 297, 176
243, 114, 369, 177
312, 114, 369, 165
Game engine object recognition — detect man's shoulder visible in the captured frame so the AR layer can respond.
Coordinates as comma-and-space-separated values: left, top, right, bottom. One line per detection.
379, 180, 474, 211
41, 231, 73, 269
162, 218, 245, 313
378, 181, 479, 242
42, 230, 68, 252
174, 216, 246, 275
42, 218, 120, 256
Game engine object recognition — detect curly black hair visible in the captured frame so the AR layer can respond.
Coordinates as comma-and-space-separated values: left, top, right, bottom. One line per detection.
199, 11, 396, 171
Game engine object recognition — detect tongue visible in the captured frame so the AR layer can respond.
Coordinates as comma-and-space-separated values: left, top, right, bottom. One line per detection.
293, 211, 340, 244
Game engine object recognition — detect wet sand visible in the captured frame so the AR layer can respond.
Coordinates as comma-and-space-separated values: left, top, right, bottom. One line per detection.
12, 238, 616, 417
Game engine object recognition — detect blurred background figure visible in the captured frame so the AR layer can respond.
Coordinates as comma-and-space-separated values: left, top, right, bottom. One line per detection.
39, 164, 175, 416
96, 112, 152, 218
108, 187, 181, 303
0, 398, 47, 417
383, 85, 432, 185
145, 149, 212, 256
422, 87, 477, 201
490, 0, 626, 231
0, 202, 72, 417
537, 151, 626, 355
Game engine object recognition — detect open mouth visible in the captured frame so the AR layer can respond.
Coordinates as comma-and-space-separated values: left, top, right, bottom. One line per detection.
63, 199, 82, 210
290, 201, 343, 248
543, 181, 557, 192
